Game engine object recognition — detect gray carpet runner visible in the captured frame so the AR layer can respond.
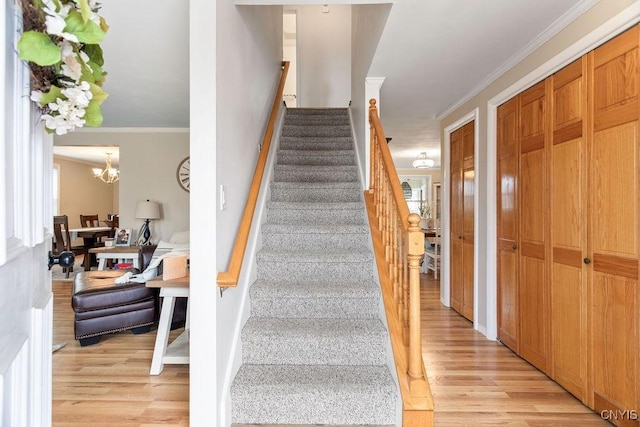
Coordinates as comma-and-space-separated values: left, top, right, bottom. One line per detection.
231, 108, 397, 425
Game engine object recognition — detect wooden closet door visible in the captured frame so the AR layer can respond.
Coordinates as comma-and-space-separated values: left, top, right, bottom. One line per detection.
462, 122, 475, 320
518, 80, 550, 373
550, 58, 588, 401
590, 26, 640, 422
497, 97, 519, 352
450, 127, 464, 314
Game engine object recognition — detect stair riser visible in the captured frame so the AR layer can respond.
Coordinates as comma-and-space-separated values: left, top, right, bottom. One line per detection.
274, 168, 358, 182
270, 186, 362, 202
284, 115, 350, 126
266, 208, 365, 224
250, 296, 378, 319
241, 334, 387, 365
280, 139, 353, 151
257, 260, 374, 282
277, 152, 355, 166
262, 232, 370, 251
282, 125, 351, 138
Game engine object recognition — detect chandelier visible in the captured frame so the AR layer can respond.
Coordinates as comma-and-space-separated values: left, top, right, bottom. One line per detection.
413, 152, 435, 169
92, 153, 120, 184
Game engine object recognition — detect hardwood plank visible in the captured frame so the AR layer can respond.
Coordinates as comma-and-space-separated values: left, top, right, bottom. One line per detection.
52, 280, 189, 426
420, 273, 608, 426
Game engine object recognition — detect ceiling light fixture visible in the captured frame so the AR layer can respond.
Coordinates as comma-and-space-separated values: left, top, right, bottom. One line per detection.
412, 152, 435, 169
321, 4, 330, 13
92, 153, 120, 184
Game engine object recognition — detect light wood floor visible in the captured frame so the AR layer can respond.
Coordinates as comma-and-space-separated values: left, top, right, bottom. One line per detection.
52, 276, 607, 426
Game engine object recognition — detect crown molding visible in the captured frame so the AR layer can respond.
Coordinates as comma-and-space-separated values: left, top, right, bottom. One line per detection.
437, 0, 599, 121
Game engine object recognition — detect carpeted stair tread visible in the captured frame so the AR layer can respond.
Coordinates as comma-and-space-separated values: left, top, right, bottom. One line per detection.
262, 223, 368, 234
257, 250, 372, 263
280, 136, 354, 151
267, 201, 364, 210
284, 115, 350, 126
231, 364, 396, 424
286, 107, 349, 115
241, 317, 388, 365
250, 279, 379, 298
274, 165, 359, 183
282, 124, 352, 138
250, 280, 380, 319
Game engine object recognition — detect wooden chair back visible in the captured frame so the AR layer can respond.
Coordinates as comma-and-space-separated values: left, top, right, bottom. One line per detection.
53, 215, 71, 253
80, 214, 100, 228
53, 215, 73, 278
107, 214, 119, 228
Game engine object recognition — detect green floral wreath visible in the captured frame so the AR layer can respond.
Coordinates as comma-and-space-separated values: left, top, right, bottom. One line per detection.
17, 0, 108, 135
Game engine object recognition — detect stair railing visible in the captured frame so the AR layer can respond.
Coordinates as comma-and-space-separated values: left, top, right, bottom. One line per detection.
217, 61, 289, 288
366, 99, 433, 425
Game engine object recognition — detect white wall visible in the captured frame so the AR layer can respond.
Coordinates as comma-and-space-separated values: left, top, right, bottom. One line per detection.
215, 3, 283, 426
54, 131, 190, 243
295, 4, 352, 107
351, 4, 392, 180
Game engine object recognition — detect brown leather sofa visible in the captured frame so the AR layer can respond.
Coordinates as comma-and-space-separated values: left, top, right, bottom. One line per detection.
72, 245, 187, 346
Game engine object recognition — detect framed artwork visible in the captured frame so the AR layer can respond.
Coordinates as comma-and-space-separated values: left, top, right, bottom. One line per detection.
115, 228, 133, 246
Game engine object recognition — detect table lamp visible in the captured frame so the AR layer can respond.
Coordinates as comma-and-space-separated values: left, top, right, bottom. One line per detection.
135, 200, 160, 245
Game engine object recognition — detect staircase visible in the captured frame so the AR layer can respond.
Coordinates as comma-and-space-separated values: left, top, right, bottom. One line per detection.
230, 108, 397, 425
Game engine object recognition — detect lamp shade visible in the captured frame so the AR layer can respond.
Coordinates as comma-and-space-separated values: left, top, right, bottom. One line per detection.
135, 200, 160, 220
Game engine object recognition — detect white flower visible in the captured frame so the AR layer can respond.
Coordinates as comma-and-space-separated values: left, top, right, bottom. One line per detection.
42, 0, 79, 42
30, 90, 43, 103
60, 41, 83, 82
62, 85, 92, 108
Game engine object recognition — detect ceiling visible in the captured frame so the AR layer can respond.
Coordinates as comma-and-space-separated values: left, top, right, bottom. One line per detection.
58, 0, 591, 169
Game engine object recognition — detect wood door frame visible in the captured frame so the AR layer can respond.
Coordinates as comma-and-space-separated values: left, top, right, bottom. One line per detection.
484, 4, 640, 341
442, 108, 479, 328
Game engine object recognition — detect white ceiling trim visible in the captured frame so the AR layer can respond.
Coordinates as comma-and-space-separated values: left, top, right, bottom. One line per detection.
436, 0, 599, 121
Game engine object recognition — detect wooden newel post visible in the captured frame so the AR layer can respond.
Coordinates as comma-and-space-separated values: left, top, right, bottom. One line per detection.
407, 213, 427, 396
369, 99, 377, 194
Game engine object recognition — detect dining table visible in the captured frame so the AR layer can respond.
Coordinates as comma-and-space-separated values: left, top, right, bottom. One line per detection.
68, 226, 112, 270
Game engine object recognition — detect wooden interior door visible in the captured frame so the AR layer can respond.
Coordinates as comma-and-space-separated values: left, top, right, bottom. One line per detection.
589, 26, 640, 423
550, 57, 589, 402
518, 80, 550, 373
462, 122, 475, 320
497, 97, 519, 352
450, 127, 464, 314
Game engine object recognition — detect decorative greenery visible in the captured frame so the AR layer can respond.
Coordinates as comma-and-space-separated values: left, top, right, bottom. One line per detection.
17, 0, 108, 135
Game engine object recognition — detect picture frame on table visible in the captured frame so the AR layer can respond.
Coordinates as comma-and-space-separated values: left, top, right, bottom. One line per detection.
115, 228, 133, 246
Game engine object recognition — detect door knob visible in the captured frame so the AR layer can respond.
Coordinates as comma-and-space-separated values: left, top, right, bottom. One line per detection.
512, 244, 518, 250
583, 257, 591, 265
48, 251, 75, 270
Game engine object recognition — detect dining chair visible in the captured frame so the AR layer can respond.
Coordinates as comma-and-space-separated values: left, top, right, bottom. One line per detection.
53, 215, 76, 278
79, 214, 100, 228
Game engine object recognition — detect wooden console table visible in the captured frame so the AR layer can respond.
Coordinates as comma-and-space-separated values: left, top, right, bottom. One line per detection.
89, 245, 141, 270
146, 273, 190, 375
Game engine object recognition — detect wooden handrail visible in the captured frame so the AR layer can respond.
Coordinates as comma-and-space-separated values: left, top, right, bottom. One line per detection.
366, 98, 433, 426
217, 61, 290, 288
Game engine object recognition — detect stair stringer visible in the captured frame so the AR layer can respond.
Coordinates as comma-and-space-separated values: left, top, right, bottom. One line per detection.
218, 101, 287, 427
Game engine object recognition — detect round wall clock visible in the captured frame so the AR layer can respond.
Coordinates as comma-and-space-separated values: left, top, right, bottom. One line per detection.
176, 156, 190, 192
